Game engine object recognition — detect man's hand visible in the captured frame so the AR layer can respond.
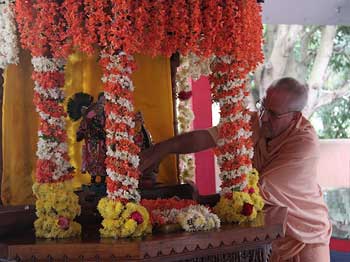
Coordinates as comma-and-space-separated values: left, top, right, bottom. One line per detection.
139, 144, 164, 174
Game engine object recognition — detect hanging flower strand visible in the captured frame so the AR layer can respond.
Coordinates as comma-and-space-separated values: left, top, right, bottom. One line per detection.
176, 53, 213, 182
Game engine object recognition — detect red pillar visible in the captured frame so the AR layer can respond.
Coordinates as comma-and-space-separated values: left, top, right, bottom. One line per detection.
191, 76, 216, 195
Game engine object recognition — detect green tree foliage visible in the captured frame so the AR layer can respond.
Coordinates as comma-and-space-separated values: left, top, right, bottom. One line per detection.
313, 97, 350, 139
310, 26, 350, 138
253, 25, 350, 138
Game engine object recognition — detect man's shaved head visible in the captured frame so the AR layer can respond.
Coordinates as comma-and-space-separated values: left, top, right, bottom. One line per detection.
259, 77, 308, 139
268, 77, 309, 112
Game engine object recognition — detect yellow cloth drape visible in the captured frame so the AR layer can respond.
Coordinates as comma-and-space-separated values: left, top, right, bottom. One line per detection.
1, 50, 177, 205
2, 49, 37, 205
132, 54, 178, 186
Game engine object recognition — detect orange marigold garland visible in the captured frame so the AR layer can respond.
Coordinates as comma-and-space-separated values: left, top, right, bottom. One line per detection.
105, 0, 261, 59
15, 0, 80, 238
210, 57, 264, 223
97, 50, 150, 238
209, 0, 265, 223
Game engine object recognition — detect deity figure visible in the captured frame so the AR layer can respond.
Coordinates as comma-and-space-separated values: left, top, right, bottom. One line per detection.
67, 92, 157, 188
67, 92, 107, 184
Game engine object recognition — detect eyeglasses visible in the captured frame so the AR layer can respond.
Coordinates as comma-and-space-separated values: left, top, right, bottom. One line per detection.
256, 100, 297, 119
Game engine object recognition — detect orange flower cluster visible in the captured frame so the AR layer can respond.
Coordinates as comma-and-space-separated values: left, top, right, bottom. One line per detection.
141, 198, 197, 211
107, 0, 263, 59
32, 72, 65, 90
62, 0, 112, 54
15, 0, 71, 58
16, 0, 263, 60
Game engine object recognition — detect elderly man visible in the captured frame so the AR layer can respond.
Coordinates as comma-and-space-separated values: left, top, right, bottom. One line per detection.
139, 77, 331, 261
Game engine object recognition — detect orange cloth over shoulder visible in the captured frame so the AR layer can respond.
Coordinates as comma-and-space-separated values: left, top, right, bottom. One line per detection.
252, 113, 331, 261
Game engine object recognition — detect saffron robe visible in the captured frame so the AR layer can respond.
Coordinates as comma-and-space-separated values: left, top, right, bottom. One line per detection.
252, 114, 332, 261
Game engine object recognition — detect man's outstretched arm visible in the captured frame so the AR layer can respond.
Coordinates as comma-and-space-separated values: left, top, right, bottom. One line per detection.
139, 128, 218, 174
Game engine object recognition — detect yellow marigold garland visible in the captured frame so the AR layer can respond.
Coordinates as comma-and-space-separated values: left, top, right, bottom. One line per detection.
213, 170, 264, 224
98, 198, 151, 238
32, 181, 81, 238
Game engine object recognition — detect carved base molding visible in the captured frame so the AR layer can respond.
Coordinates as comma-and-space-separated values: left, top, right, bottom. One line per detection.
0, 207, 286, 262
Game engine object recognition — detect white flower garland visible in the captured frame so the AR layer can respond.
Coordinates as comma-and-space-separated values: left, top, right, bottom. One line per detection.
177, 205, 221, 232
106, 168, 139, 187
0, 0, 19, 69
101, 74, 134, 92
107, 113, 135, 128
176, 53, 213, 182
104, 92, 134, 112
34, 83, 65, 101
151, 204, 220, 232
219, 166, 253, 181
106, 148, 140, 168
107, 188, 140, 203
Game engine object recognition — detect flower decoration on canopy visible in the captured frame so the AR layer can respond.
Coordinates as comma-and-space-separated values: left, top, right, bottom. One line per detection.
9, 0, 265, 238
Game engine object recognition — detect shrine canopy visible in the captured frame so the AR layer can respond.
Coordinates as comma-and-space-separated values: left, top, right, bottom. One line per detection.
10, 0, 266, 239
13, 0, 265, 213
15, 0, 263, 76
